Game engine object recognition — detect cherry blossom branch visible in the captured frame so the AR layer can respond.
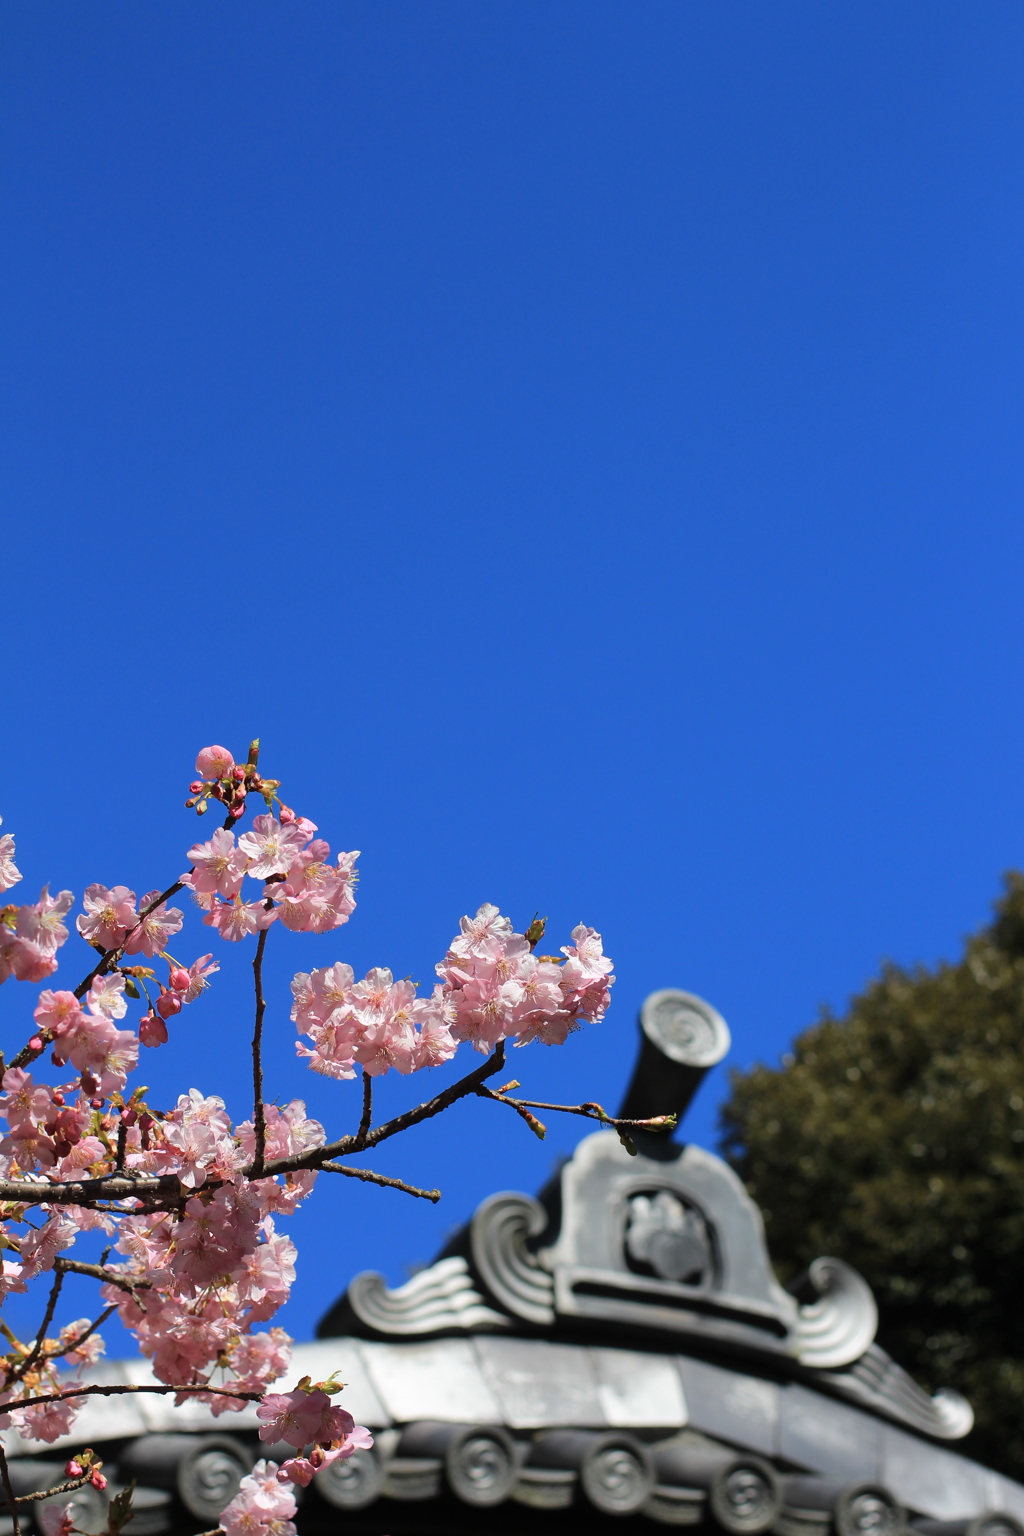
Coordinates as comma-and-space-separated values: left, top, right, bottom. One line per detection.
11, 1473, 94, 1506
250, 925, 270, 1178
0, 1442, 22, 1536
321, 1161, 440, 1202
475, 1087, 677, 1133
54, 1259, 152, 1296
260, 1039, 509, 1178
354, 1071, 372, 1151
9, 1267, 64, 1385
7, 1384, 262, 1413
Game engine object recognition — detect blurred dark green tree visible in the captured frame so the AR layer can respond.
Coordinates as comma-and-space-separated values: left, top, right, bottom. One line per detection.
720, 874, 1024, 1479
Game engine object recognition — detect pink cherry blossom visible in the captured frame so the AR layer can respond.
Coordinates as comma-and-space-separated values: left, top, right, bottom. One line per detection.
0, 1068, 55, 1129
39, 1501, 75, 1536
34, 990, 85, 1037
219, 1461, 296, 1536
182, 952, 219, 1002
237, 815, 307, 880
186, 829, 249, 899
86, 973, 128, 1020
124, 890, 184, 956
204, 897, 278, 943
60, 1318, 106, 1366
76, 884, 138, 951
276, 1427, 374, 1487
196, 745, 235, 781
19, 1212, 80, 1279
18, 887, 75, 957
0, 823, 21, 893
256, 1386, 354, 1448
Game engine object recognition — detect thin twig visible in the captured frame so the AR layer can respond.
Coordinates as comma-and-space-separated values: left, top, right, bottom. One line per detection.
0, 1442, 21, 1536
354, 1071, 372, 1151
250, 924, 270, 1178
321, 1162, 440, 1202
12, 1474, 93, 1506
474, 1089, 676, 1132
9, 1383, 262, 1413
115, 1119, 127, 1173
10, 1268, 64, 1384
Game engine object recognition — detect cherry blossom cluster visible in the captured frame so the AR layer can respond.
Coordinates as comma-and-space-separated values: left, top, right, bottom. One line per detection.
183, 819, 358, 941
0, 741, 614, 1515
292, 901, 615, 1077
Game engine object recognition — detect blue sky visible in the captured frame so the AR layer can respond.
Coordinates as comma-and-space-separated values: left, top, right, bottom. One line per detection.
2, 2, 1023, 1350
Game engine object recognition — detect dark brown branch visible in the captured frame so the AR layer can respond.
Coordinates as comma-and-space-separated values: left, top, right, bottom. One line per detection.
10, 1268, 64, 1384
0, 1443, 22, 1536
0, 1041, 511, 1208
54, 1259, 152, 1295
260, 1039, 509, 1176
354, 1071, 372, 1151
9, 1383, 261, 1413
250, 924, 270, 1178
321, 1161, 440, 1202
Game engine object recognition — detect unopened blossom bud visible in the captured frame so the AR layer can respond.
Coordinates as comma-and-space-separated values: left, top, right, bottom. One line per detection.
121, 1106, 137, 1127
28, 1035, 42, 1052
65, 1461, 83, 1479
169, 968, 190, 993
156, 988, 182, 1019
278, 804, 296, 825
233, 766, 246, 782
229, 800, 246, 820
90, 1473, 107, 1491
52, 1091, 64, 1106
140, 1011, 169, 1048
189, 782, 205, 795
90, 1097, 104, 1110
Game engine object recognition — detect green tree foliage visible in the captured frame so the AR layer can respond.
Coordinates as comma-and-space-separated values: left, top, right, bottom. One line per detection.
720, 874, 1024, 1479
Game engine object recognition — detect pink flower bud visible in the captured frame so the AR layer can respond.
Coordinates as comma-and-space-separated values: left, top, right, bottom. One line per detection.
278, 805, 296, 825
140, 1012, 168, 1048
28, 1035, 42, 1052
64, 1461, 83, 1479
169, 967, 190, 993
156, 989, 182, 1019
229, 800, 246, 819
90, 1473, 107, 1491
189, 781, 205, 795
233, 766, 246, 782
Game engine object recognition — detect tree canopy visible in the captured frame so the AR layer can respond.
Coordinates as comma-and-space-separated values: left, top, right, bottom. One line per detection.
720, 874, 1024, 1479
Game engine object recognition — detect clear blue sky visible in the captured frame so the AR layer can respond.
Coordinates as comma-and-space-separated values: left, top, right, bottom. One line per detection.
2, 2, 1023, 1350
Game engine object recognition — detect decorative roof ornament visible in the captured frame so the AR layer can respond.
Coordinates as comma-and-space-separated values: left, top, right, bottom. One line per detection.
326, 988, 973, 1444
